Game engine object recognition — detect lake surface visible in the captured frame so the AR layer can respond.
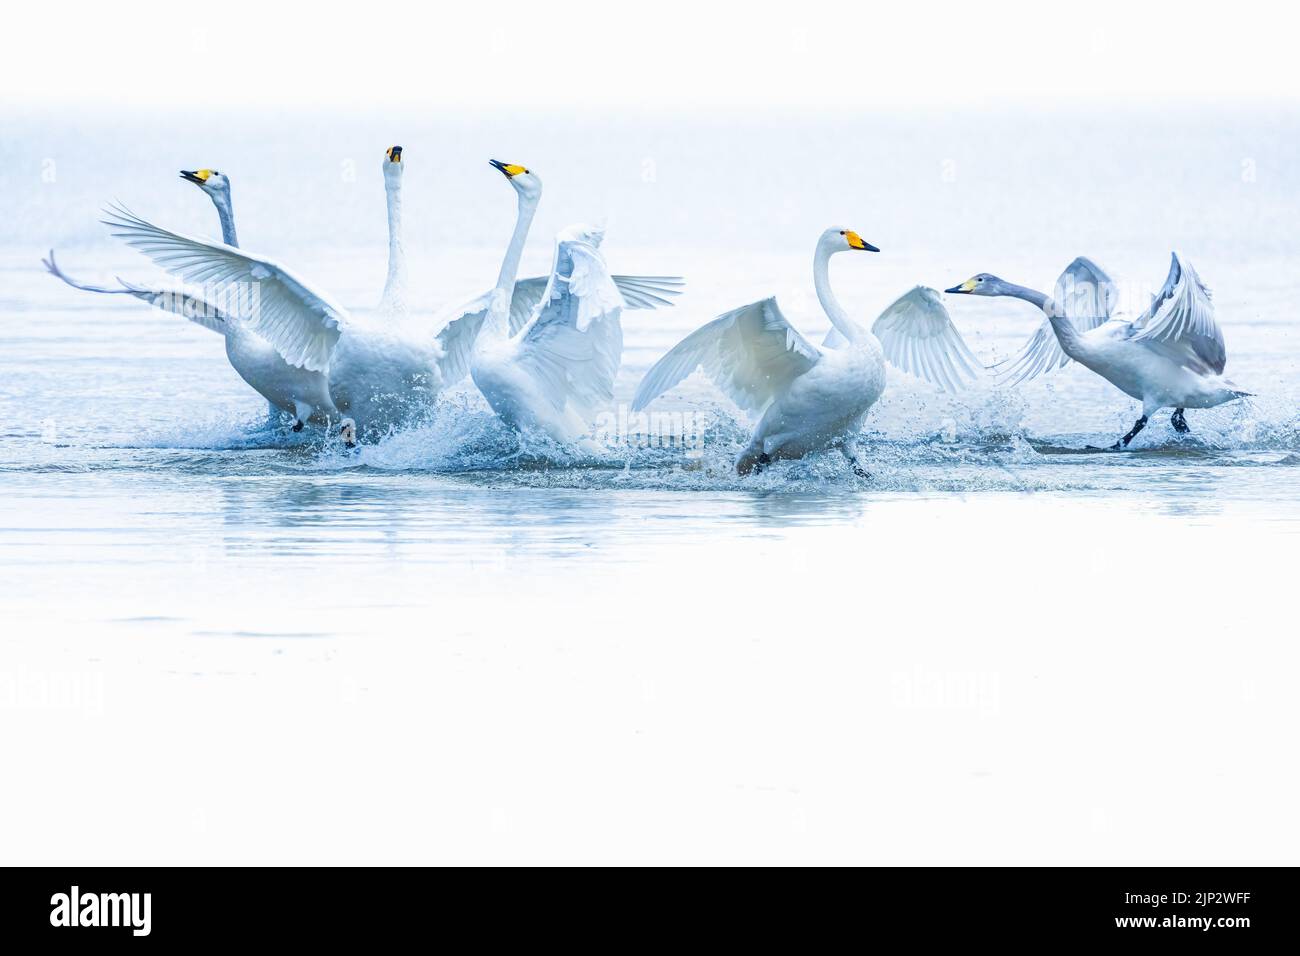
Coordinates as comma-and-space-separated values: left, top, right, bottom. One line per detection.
1, 106, 1297, 863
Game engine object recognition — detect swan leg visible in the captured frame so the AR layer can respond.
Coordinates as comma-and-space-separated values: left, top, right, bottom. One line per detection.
1110, 415, 1148, 450
291, 400, 313, 432
1171, 408, 1190, 433
842, 440, 871, 479
735, 444, 767, 475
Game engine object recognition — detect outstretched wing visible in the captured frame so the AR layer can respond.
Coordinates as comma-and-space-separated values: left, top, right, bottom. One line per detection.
428, 289, 495, 390
992, 256, 1116, 386
515, 235, 625, 422
631, 297, 820, 413
428, 273, 685, 388
101, 204, 349, 371
871, 286, 983, 393
506, 274, 683, 335
1128, 252, 1225, 374
43, 249, 228, 335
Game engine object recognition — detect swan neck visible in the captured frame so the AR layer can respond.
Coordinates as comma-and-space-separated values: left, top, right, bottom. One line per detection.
814, 245, 861, 342
210, 191, 238, 248
379, 172, 407, 315
485, 192, 537, 339
1004, 283, 1082, 357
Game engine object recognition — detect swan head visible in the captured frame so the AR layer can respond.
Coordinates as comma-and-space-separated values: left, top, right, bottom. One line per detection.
179, 168, 230, 197
383, 145, 403, 182
489, 159, 542, 201
820, 226, 879, 254
339, 418, 357, 448
945, 273, 1007, 296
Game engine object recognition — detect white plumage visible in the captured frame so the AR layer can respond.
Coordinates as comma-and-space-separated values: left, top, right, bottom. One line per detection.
471, 225, 628, 448
46, 169, 344, 433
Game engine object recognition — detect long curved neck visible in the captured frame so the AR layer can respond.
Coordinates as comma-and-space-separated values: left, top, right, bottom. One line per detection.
378, 171, 407, 316
1001, 283, 1082, 357
814, 244, 862, 343
202, 189, 239, 248
482, 192, 538, 340
209, 191, 238, 248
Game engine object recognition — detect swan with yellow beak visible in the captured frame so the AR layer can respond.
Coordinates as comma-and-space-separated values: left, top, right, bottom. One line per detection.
634, 227, 983, 476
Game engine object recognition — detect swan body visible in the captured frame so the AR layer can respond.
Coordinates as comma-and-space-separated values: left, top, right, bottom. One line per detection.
634, 228, 982, 475
46, 168, 341, 430
740, 315, 886, 471
949, 253, 1247, 447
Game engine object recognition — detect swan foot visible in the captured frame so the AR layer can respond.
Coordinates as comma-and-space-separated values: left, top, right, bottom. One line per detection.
841, 441, 870, 479
291, 419, 305, 433
339, 419, 357, 449
1100, 415, 1148, 450
735, 448, 769, 475
1171, 408, 1190, 433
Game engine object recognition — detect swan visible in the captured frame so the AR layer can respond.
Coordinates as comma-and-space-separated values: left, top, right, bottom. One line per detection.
103, 156, 683, 441
633, 227, 982, 476
470, 219, 626, 451
45, 168, 342, 435
945, 253, 1249, 449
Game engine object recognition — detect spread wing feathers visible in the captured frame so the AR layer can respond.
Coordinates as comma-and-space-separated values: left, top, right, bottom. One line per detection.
42, 249, 227, 335
516, 239, 625, 421
430, 274, 684, 382
505, 274, 683, 335
430, 290, 493, 390
1128, 252, 1225, 374
992, 256, 1117, 386
871, 286, 982, 393
631, 297, 820, 413
610, 275, 685, 311
100, 203, 349, 371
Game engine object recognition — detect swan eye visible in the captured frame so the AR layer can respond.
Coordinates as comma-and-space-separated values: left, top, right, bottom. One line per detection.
839, 230, 845, 235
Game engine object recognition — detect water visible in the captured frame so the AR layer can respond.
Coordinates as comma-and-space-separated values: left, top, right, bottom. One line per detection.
2, 106, 1298, 863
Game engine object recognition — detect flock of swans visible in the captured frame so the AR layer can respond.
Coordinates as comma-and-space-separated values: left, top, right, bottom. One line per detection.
46, 147, 1250, 476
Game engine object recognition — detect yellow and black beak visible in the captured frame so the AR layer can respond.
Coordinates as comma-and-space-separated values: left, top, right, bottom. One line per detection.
386, 145, 402, 163
180, 169, 211, 186
844, 230, 879, 252
489, 159, 528, 178
945, 277, 980, 294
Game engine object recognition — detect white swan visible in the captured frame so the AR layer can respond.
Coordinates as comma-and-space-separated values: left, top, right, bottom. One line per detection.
46, 168, 341, 434
633, 227, 982, 476
104, 157, 682, 441
946, 253, 1249, 448
413, 161, 691, 434
470, 220, 625, 450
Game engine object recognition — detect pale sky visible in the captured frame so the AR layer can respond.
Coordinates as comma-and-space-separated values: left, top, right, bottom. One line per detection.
3, 0, 1296, 110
